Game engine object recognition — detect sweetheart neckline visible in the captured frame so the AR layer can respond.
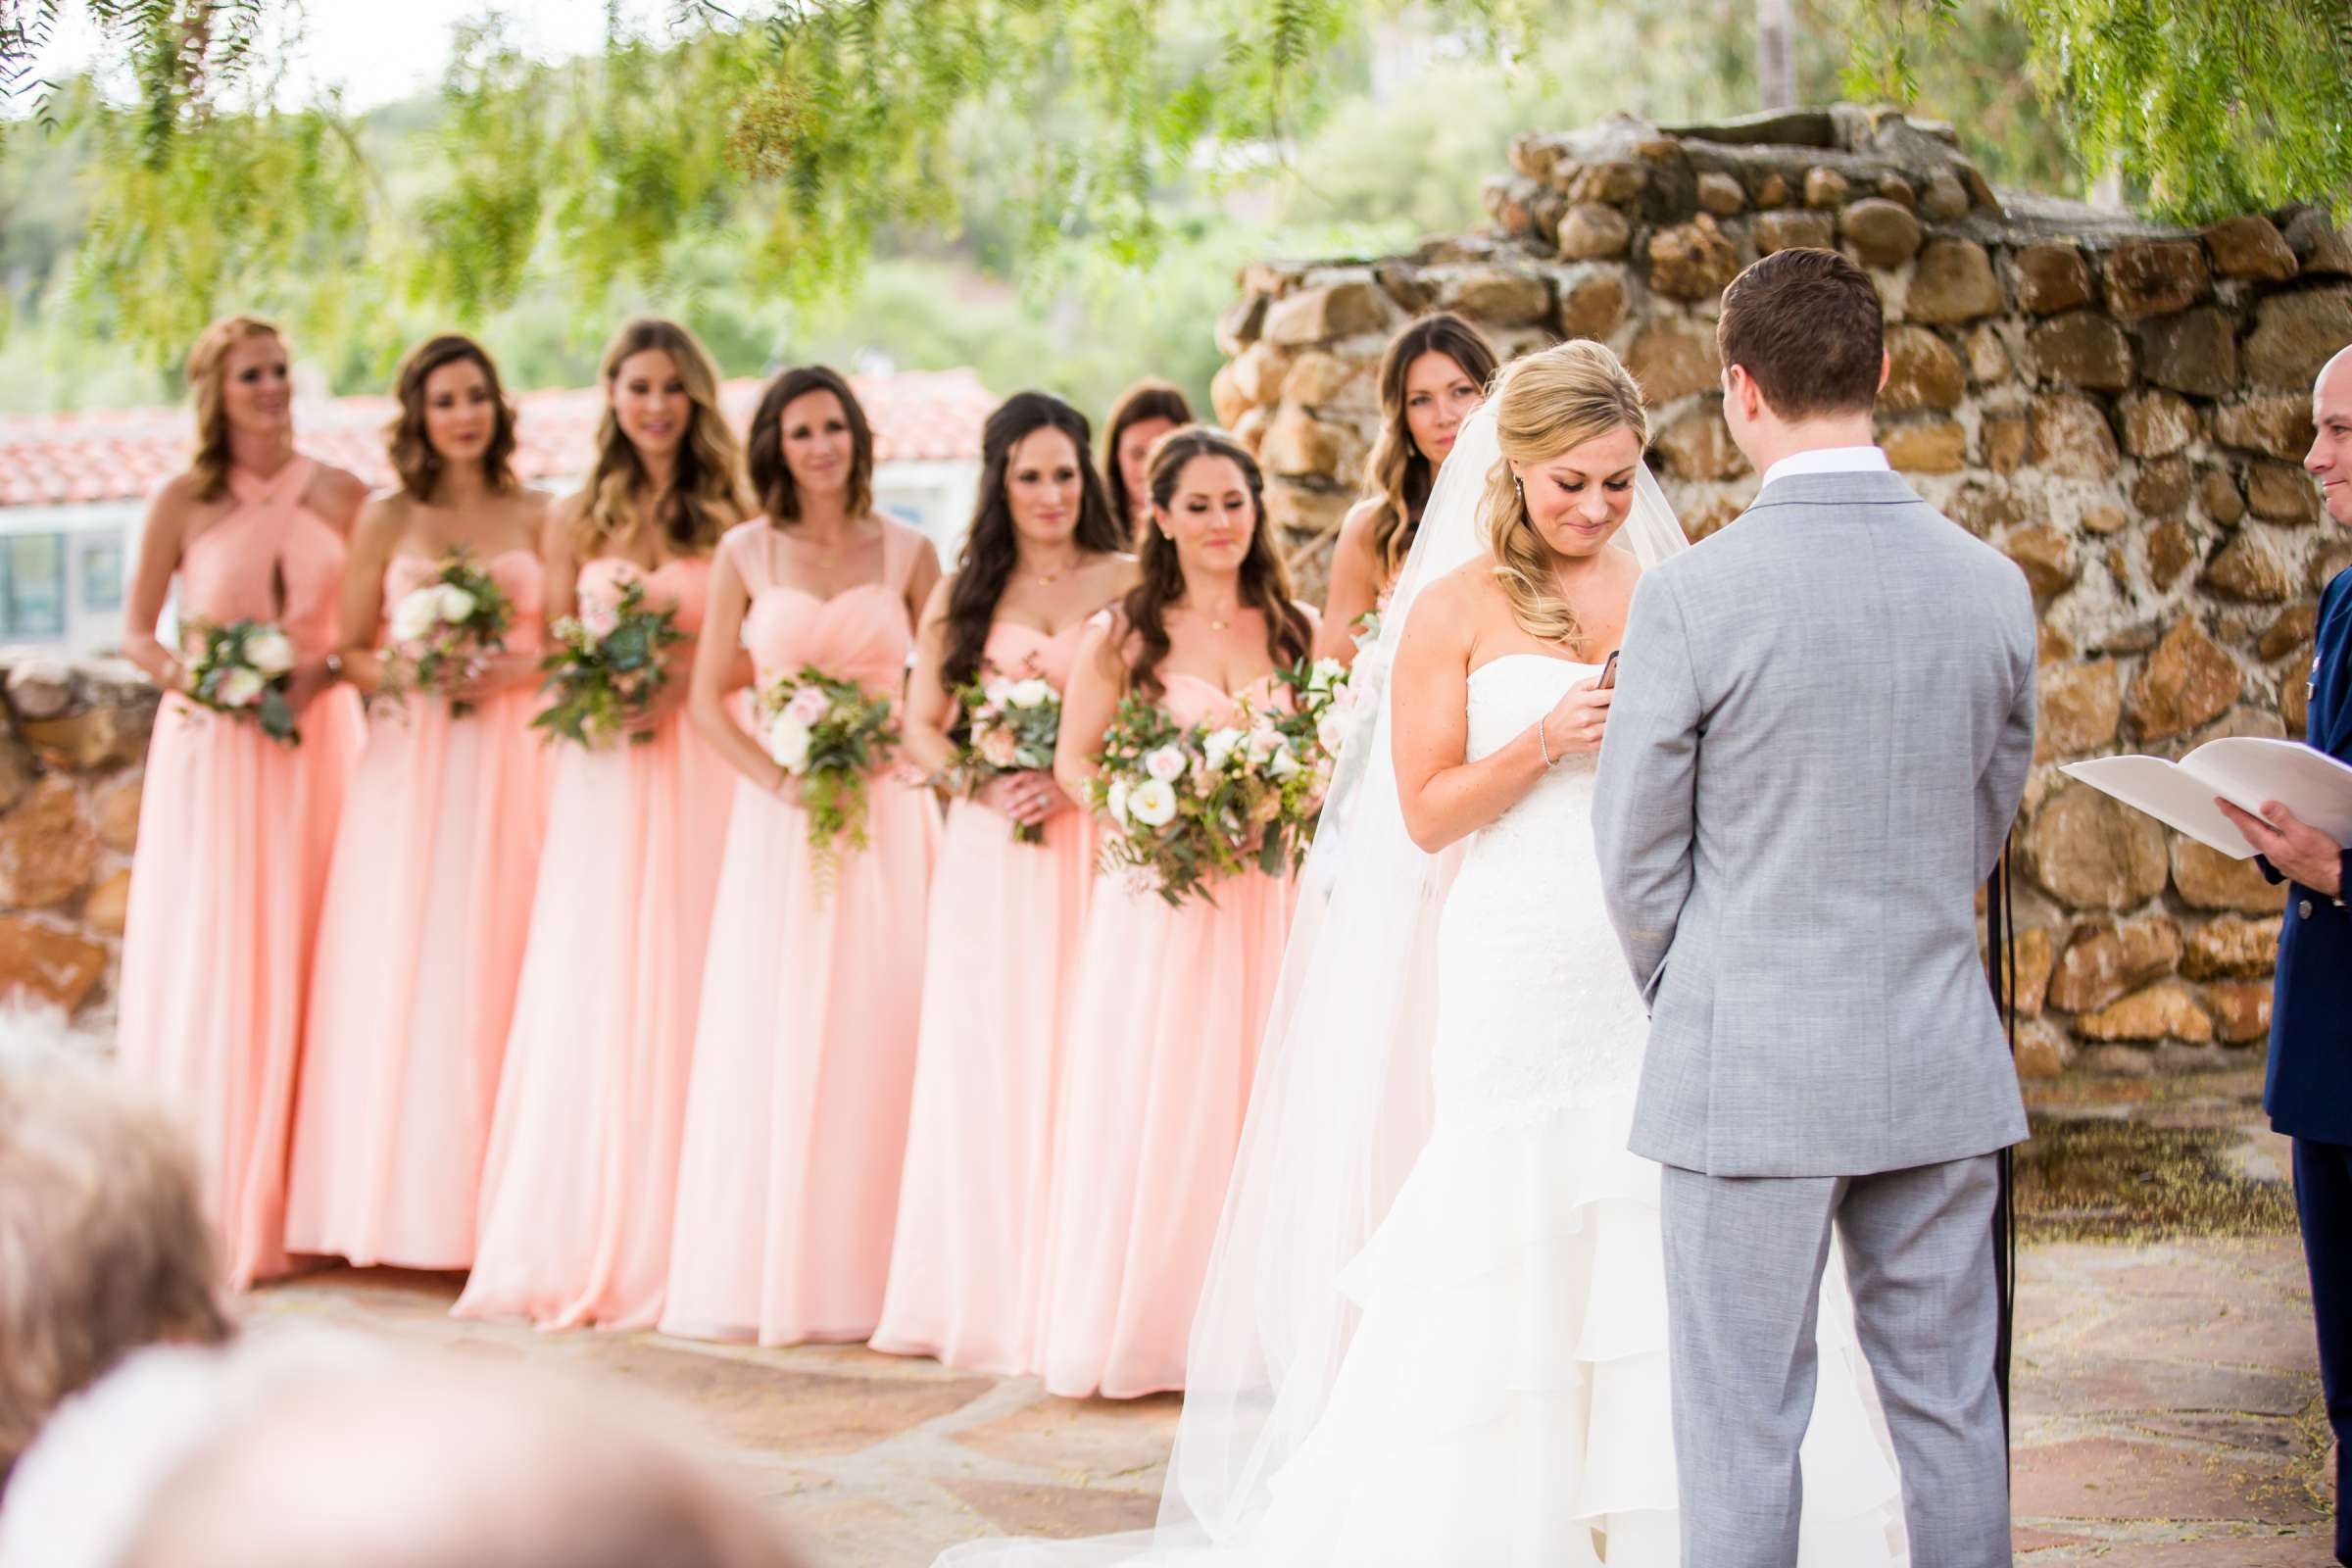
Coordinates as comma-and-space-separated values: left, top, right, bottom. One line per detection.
387, 547, 540, 570
1465, 651, 1602, 682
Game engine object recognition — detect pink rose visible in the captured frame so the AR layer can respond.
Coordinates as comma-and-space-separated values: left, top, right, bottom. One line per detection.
580, 599, 622, 641
978, 725, 1020, 767
785, 686, 830, 726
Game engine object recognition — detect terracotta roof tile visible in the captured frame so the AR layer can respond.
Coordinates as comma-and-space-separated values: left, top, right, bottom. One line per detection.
0, 368, 993, 508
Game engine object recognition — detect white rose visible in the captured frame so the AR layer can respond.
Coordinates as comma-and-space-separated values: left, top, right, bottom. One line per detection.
1143, 745, 1188, 783
216, 667, 266, 709
765, 713, 812, 774
1248, 720, 1281, 763
243, 627, 295, 676
1307, 658, 1345, 694
1201, 727, 1245, 772
435, 584, 479, 624
1105, 777, 1132, 826
1007, 677, 1054, 709
389, 589, 441, 646
1128, 778, 1178, 827
1316, 712, 1348, 756
1268, 742, 1302, 779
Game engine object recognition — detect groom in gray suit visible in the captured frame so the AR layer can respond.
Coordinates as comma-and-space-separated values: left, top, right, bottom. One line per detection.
1593, 247, 2037, 1567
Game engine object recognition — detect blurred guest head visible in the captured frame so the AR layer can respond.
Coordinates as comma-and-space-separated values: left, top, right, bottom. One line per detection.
184, 315, 290, 501
2310, 345, 2352, 529
1102, 378, 1193, 540
0, 1047, 228, 1489
122, 1360, 807, 1568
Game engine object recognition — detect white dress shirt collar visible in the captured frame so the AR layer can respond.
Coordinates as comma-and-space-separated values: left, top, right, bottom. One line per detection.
1759, 444, 1892, 491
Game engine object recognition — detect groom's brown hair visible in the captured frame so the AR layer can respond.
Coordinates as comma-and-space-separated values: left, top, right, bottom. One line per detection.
1716, 248, 1884, 419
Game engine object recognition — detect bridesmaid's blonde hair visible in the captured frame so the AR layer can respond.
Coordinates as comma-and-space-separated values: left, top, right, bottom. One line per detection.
185, 314, 286, 503
1481, 340, 1649, 648
577, 318, 747, 555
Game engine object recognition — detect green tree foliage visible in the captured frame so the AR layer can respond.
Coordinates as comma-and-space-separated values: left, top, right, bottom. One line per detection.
1852, 0, 2352, 221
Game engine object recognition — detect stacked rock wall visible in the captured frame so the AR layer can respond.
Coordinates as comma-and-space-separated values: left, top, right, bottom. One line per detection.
1214, 106, 2351, 1078
0, 654, 153, 1033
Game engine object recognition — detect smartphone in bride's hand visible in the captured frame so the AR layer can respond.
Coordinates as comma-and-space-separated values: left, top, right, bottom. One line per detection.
1597, 650, 1620, 690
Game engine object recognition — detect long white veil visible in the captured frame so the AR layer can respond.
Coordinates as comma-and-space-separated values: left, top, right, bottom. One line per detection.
941, 403, 1690, 1566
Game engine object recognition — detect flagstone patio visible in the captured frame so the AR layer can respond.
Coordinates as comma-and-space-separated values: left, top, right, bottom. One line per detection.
239, 1079, 2338, 1565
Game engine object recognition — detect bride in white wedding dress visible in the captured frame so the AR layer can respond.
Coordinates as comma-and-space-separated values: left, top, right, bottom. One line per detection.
944, 342, 1906, 1567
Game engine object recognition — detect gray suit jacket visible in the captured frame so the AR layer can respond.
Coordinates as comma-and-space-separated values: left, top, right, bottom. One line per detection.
1592, 469, 2036, 1178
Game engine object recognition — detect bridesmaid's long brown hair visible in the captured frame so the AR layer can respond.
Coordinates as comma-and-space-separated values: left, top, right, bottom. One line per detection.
942, 392, 1121, 694
1360, 312, 1498, 578
575, 318, 746, 555
1102, 378, 1193, 539
385, 334, 522, 501
185, 314, 285, 503
745, 365, 875, 525
1120, 425, 1310, 701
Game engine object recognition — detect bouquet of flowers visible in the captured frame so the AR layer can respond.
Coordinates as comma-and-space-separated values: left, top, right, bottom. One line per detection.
1088, 656, 1350, 908
759, 667, 901, 893
532, 578, 683, 749
937, 671, 1063, 844
383, 550, 515, 718
182, 618, 301, 747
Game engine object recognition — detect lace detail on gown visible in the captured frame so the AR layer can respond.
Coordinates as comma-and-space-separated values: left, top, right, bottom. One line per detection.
1432, 656, 1646, 1129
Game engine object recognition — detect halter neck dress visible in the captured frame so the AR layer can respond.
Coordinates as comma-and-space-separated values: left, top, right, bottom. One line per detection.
116, 456, 364, 1288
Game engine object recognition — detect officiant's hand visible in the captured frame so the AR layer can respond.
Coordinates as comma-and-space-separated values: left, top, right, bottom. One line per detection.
2218, 799, 2344, 896
1540, 678, 1613, 759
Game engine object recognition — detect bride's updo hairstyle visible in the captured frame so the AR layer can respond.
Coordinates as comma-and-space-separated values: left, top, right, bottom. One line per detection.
1121, 425, 1313, 701
1480, 340, 1649, 647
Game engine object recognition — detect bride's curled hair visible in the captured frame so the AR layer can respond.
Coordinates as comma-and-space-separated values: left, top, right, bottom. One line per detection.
1121, 425, 1312, 700
1481, 340, 1649, 647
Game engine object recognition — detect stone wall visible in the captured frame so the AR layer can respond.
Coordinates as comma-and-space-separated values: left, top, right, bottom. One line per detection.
0, 654, 154, 1032
1214, 105, 2352, 1078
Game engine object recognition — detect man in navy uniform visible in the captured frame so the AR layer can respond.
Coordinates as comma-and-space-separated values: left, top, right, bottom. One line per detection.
2221, 343, 2352, 1562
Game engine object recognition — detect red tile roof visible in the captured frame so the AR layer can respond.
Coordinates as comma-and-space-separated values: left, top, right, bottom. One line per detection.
0, 368, 994, 509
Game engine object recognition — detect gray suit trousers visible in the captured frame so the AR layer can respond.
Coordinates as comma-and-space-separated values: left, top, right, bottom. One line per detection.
1659, 1155, 2009, 1568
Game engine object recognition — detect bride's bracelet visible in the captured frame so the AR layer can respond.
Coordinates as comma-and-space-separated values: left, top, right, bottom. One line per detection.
1536, 713, 1557, 768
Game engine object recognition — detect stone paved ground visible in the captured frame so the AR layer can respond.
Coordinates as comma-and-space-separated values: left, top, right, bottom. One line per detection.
241, 1099, 2337, 1566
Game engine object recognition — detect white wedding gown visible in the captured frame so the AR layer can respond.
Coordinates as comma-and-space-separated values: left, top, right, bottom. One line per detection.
1220, 654, 1908, 1566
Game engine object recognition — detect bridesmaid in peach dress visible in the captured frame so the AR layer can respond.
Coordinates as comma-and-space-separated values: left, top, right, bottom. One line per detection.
868, 392, 1138, 1374
456, 318, 746, 1331
660, 367, 942, 1348
116, 315, 368, 1289
1032, 425, 1317, 1398
284, 335, 552, 1271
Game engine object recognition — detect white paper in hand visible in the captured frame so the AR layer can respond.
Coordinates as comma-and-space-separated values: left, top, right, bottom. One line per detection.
2061, 737, 2352, 858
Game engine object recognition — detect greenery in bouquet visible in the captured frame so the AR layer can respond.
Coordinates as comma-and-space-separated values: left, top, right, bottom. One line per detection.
937, 671, 1063, 845
1090, 656, 1354, 907
532, 578, 684, 749
183, 617, 301, 747
381, 548, 516, 718
760, 666, 901, 894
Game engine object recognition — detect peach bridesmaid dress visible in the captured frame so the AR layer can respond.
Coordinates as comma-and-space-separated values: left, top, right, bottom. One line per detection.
660, 519, 939, 1348
868, 619, 1093, 1374
283, 549, 551, 1270
116, 456, 365, 1289
1031, 671, 1298, 1399
454, 556, 732, 1331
